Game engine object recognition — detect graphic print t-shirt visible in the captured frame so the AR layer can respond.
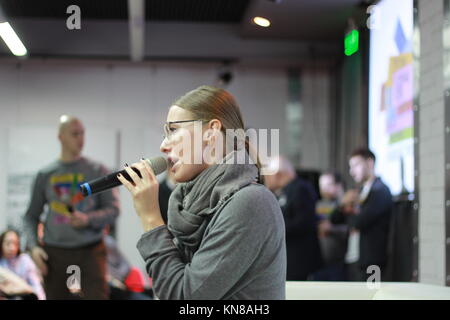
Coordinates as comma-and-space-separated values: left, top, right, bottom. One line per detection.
24, 157, 120, 249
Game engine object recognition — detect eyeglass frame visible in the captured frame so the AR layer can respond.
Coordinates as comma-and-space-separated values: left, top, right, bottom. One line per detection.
163, 119, 209, 140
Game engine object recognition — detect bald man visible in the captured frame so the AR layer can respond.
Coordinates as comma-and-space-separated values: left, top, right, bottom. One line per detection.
24, 116, 120, 299
265, 156, 323, 281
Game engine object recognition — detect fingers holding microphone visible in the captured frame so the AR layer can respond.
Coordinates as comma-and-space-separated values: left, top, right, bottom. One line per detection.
117, 159, 157, 193
119, 163, 142, 191
117, 160, 164, 232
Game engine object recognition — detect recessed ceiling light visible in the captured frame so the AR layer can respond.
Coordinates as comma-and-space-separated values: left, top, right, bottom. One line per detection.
253, 16, 271, 28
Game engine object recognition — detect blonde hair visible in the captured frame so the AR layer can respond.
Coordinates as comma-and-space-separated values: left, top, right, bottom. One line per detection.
173, 85, 262, 182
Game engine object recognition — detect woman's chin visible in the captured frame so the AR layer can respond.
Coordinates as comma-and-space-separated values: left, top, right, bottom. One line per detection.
4, 254, 16, 260
173, 164, 204, 183
174, 175, 187, 183
173, 168, 189, 183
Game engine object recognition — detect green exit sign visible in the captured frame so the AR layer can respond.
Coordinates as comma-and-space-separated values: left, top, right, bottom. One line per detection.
344, 29, 359, 56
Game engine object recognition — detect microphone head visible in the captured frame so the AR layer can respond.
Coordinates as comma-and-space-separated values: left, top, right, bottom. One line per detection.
146, 156, 168, 175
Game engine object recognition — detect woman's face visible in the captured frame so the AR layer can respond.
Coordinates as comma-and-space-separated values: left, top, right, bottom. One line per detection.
160, 105, 209, 183
2, 231, 20, 260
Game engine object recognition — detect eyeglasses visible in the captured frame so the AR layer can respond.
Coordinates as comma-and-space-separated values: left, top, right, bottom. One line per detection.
163, 119, 208, 140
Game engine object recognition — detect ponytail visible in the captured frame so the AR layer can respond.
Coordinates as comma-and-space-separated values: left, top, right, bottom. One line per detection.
244, 137, 263, 184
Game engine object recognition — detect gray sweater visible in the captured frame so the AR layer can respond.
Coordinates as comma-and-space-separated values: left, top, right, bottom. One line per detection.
137, 183, 286, 300
24, 157, 120, 249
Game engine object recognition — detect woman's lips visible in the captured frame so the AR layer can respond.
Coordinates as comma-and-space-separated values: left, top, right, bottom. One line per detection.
172, 160, 181, 173
169, 156, 180, 173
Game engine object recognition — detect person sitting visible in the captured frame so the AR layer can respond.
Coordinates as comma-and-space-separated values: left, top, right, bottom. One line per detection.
0, 229, 46, 300
103, 226, 152, 300
0, 265, 36, 300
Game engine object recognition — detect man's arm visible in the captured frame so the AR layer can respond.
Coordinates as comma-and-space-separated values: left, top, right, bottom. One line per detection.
353, 187, 392, 231
23, 172, 47, 249
86, 187, 120, 229
84, 165, 120, 229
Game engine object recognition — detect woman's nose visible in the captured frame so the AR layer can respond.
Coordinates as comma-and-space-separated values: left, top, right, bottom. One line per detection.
160, 138, 170, 154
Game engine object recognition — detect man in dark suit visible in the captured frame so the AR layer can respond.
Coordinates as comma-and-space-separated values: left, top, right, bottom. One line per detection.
265, 156, 323, 281
329, 148, 393, 281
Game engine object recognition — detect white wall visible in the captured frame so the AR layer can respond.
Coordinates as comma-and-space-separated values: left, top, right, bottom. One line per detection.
0, 59, 289, 269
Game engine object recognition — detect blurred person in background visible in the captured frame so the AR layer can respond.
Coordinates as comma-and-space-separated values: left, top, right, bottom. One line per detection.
329, 148, 393, 281
265, 156, 323, 281
24, 115, 120, 299
158, 163, 177, 225
316, 172, 345, 219
0, 229, 45, 300
313, 172, 347, 281
103, 226, 152, 300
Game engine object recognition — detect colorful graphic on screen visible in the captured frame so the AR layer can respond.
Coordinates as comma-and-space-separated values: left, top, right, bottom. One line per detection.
369, 0, 414, 195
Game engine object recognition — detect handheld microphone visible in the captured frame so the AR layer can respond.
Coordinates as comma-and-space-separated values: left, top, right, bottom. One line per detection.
80, 157, 167, 197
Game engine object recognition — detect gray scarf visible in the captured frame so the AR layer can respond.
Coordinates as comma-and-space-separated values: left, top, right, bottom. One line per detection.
167, 151, 259, 261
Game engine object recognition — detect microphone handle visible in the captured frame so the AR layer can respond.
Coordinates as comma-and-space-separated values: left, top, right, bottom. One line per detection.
80, 167, 142, 197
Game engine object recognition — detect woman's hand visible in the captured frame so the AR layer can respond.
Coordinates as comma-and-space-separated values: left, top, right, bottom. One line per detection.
0, 267, 34, 296
117, 159, 165, 232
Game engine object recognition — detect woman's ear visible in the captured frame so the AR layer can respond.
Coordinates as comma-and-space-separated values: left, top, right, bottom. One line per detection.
204, 119, 221, 143
203, 119, 222, 146
208, 119, 222, 132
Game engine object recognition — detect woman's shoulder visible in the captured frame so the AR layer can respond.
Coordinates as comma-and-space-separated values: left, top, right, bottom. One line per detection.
233, 182, 276, 202
204, 183, 285, 246
222, 183, 282, 223
0, 254, 35, 271
16, 253, 35, 266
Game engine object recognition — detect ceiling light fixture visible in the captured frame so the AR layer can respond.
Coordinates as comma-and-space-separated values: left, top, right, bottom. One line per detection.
253, 16, 271, 28
0, 22, 27, 56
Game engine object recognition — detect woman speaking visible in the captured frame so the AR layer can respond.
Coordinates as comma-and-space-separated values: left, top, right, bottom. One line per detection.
117, 85, 286, 300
